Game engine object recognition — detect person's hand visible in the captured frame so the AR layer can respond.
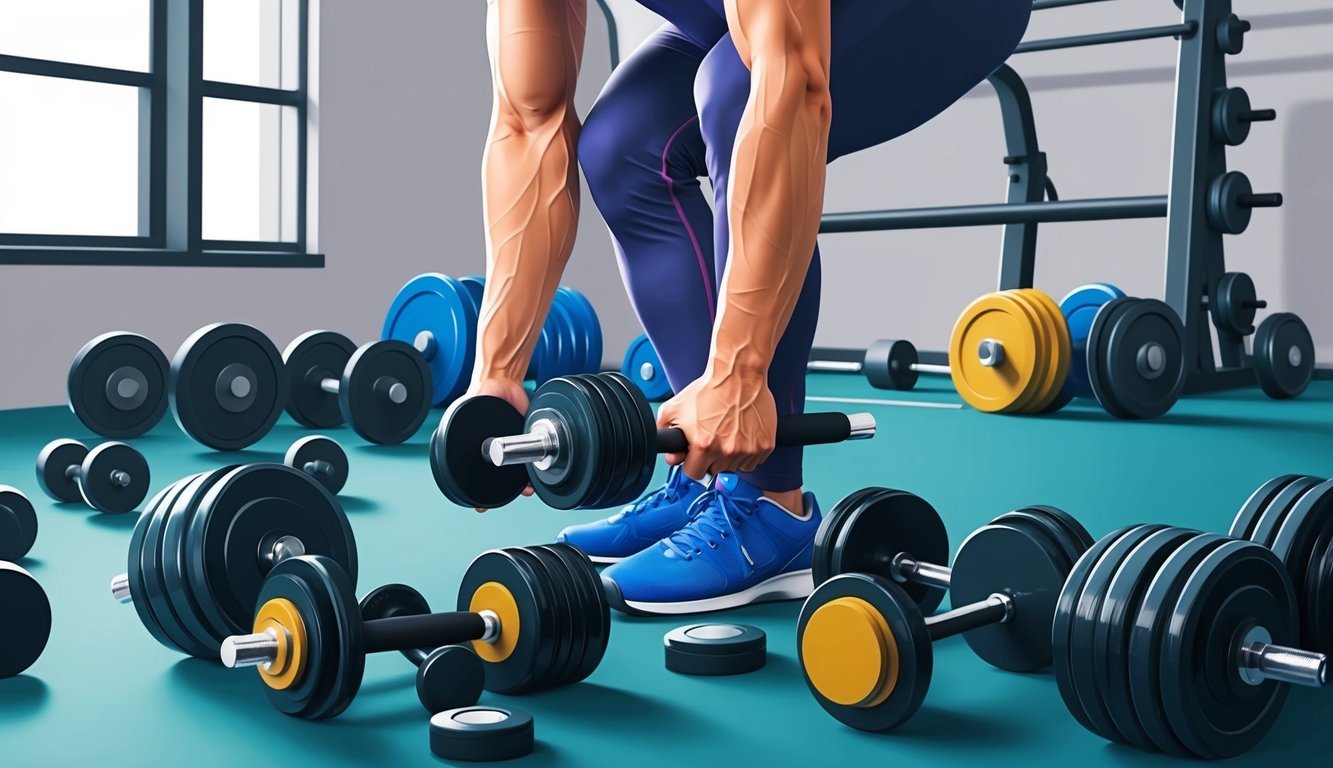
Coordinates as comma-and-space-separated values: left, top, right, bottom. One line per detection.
656, 369, 778, 480
465, 377, 534, 504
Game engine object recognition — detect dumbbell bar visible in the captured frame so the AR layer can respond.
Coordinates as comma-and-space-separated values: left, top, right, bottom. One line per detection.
806, 339, 951, 392
36, 439, 150, 515
0, 486, 39, 563
220, 543, 610, 720
434, 372, 875, 511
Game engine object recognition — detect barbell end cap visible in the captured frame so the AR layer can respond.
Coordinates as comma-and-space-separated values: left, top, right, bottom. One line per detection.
845, 413, 877, 440
110, 573, 133, 604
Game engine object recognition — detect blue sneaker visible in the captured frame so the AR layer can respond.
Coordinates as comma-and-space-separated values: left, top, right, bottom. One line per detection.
555, 466, 708, 564
601, 473, 820, 615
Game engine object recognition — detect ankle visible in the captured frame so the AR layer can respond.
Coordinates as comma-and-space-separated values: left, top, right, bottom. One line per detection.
762, 488, 806, 519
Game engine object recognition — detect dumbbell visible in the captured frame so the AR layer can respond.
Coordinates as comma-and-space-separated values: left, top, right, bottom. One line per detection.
432, 371, 876, 511
68, 332, 169, 438
0, 486, 38, 563
283, 331, 432, 445
170, 323, 287, 451
36, 439, 151, 514
806, 339, 951, 392
219, 542, 610, 720
283, 436, 349, 495
1054, 526, 1327, 759
798, 488, 1092, 731
0, 562, 51, 679
110, 463, 357, 660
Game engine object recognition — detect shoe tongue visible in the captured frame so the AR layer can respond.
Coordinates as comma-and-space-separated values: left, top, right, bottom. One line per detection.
713, 473, 762, 504
667, 465, 707, 494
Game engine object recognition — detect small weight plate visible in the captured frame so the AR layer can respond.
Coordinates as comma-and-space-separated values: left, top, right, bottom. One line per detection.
665, 624, 766, 676
1269, 479, 1333, 653
539, 543, 610, 685
576, 374, 633, 509
797, 573, 933, 732
35, 438, 88, 504
258, 555, 365, 720
863, 339, 919, 391
68, 332, 170, 438
949, 292, 1043, 413
527, 377, 606, 510
1128, 532, 1223, 757
430, 707, 535, 763
1099, 299, 1186, 420
621, 334, 674, 401
1058, 283, 1125, 400
0, 562, 52, 678
511, 547, 572, 690
1160, 540, 1294, 759
1212, 87, 1254, 146
1085, 297, 1137, 419
563, 286, 603, 373
340, 340, 432, 445
359, 583, 432, 667
170, 323, 287, 451
285, 436, 350, 496
829, 489, 949, 614
162, 469, 237, 652
598, 372, 656, 507
281, 330, 355, 429
78, 442, 150, 514
1231, 475, 1305, 541
812, 488, 879, 587
132, 477, 200, 655
382, 273, 477, 405
458, 548, 554, 695
417, 646, 486, 714
432, 397, 528, 510
1212, 272, 1259, 337
1248, 475, 1321, 550
0, 486, 38, 562
1254, 313, 1315, 400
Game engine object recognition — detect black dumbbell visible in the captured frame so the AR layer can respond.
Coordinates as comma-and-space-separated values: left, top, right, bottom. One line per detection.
36, 439, 150, 514
68, 332, 170, 438
110, 464, 357, 660
219, 542, 610, 720
806, 339, 951, 391
283, 331, 432, 445
1055, 527, 1327, 759
798, 489, 1092, 731
432, 372, 876, 511
0, 562, 51, 679
0, 486, 38, 563
170, 323, 288, 451
283, 436, 349, 495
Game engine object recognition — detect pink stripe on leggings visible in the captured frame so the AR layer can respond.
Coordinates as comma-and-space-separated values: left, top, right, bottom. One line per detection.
660, 115, 715, 319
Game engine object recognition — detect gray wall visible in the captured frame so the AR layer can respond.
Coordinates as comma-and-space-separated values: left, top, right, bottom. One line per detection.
0, 0, 1329, 410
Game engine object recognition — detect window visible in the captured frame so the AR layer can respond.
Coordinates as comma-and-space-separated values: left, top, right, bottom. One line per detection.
0, 0, 318, 266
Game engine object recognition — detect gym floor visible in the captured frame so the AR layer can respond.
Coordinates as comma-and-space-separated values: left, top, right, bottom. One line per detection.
2, 373, 1331, 767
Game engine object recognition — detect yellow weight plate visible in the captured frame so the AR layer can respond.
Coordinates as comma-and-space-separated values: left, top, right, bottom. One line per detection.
949, 292, 1042, 413
1021, 289, 1072, 412
468, 581, 519, 664
801, 597, 898, 708
1008, 291, 1055, 414
255, 598, 307, 691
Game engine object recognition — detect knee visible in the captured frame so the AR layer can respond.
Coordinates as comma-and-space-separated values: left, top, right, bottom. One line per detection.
577, 103, 638, 205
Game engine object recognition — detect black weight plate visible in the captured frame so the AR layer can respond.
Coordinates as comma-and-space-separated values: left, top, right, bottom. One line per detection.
457, 549, 554, 695
340, 339, 432, 445
1096, 526, 1196, 751
131, 477, 199, 655
527, 377, 605, 510
359, 583, 432, 667
830, 489, 949, 614
35, 439, 88, 504
812, 488, 879, 586
1160, 540, 1294, 759
163, 469, 237, 652
572, 375, 629, 510
1100, 299, 1186, 420
68, 332, 169, 438
188, 464, 358, 638
797, 573, 933, 732
282, 330, 355, 429
285, 436, 350, 496
1248, 475, 1321, 550
146, 474, 217, 656
561, 376, 619, 510
1231, 475, 1305, 541
1085, 297, 1137, 419
1306, 523, 1333, 655
1269, 478, 1333, 654
588, 373, 642, 508
79, 442, 150, 514
258, 555, 365, 720
1213, 272, 1258, 336
430, 707, 535, 763
0, 486, 38, 562
418, 646, 486, 715
1052, 525, 1140, 736
1021, 505, 1095, 562
863, 339, 919, 391
170, 323, 287, 451
512, 547, 572, 689
543, 542, 610, 684
0, 562, 51, 678
432, 397, 528, 510
1254, 312, 1315, 399
664, 624, 767, 676
533, 545, 591, 687
991, 509, 1077, 572
1128, 532, 1223, 757
599, 372, 656, 507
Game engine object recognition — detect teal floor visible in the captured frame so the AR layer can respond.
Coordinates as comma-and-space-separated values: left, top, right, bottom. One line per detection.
3, 374, 1333, 767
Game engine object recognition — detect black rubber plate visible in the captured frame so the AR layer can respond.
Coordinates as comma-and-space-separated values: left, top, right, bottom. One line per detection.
457, 549, 552, 695
79, 442, 150, 514
1268, 478, 1333, 655
0, 562, 52, 678
170, 323, 287, 451
512, 547, 571, 690
131, 477, 197, 655
543, 542, 610, 684
429, 707, 535, 762
599, 372, 656, 507
527, 377, 605, 510
162, 469, 235, 653
1099, 298, 1186, 420
36, 439, 87, 504
286, 436, 350, 496
664, 624, 766, 676
1085, 297, 1137, 419
830, 489, 949, 614
359, 583, 432, 666
812, 488, 878, 587
68, 332, 169, 439
417, 646, 486, 715
431, 397, 528, 510
0, 486, 38, 562
1254, 313, 1315, 399
282, 330, 355, 429
340, 339, 432, 445
575, 375, 630, 510
1248, 475, 1321, 549
1231, 475, 1304, 541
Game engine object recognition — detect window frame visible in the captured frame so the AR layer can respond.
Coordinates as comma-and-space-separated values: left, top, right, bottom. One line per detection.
0, 0, 321, 267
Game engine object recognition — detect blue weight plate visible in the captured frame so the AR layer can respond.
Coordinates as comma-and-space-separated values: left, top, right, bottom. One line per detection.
621, 334, 673, 401
459, 275, 485, 307
1231, 475, 1305, 541
558, 287, 602, 373
382, 273, 477, 405
553, 289, 586, 378
545, 299, 575, 382
1058, 283, 1125, 400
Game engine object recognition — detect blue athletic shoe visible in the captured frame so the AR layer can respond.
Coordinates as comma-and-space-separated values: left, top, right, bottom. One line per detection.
555, 466, 708, 564
601, 473, 820, 615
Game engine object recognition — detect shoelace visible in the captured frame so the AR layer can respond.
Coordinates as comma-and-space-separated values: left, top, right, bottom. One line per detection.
663, 489, 752, 560
625, 476, 683, 516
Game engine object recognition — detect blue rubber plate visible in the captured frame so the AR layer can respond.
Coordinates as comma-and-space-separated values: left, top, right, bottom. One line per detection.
621, 334, 673, 401
1059, 283, 1125, 400
382, 273, 477, 405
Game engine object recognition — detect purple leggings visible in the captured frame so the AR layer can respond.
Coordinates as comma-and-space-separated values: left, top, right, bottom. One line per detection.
579, 0, 1031, 490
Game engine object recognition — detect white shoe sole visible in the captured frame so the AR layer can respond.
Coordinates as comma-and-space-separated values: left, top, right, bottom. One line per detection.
620, 569, 814, 615
587, 554, 624, 565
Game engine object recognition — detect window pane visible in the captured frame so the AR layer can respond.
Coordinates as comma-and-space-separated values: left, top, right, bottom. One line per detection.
0, 0, 150, 72
204, 0, 296, 89
203, 98, 298, 242
0, 72, 141, 237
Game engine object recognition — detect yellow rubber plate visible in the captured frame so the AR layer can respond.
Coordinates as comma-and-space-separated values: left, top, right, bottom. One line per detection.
1015, 290, 1069, 413
950, 293, 1042, 413
1008, 291, 1055, 414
